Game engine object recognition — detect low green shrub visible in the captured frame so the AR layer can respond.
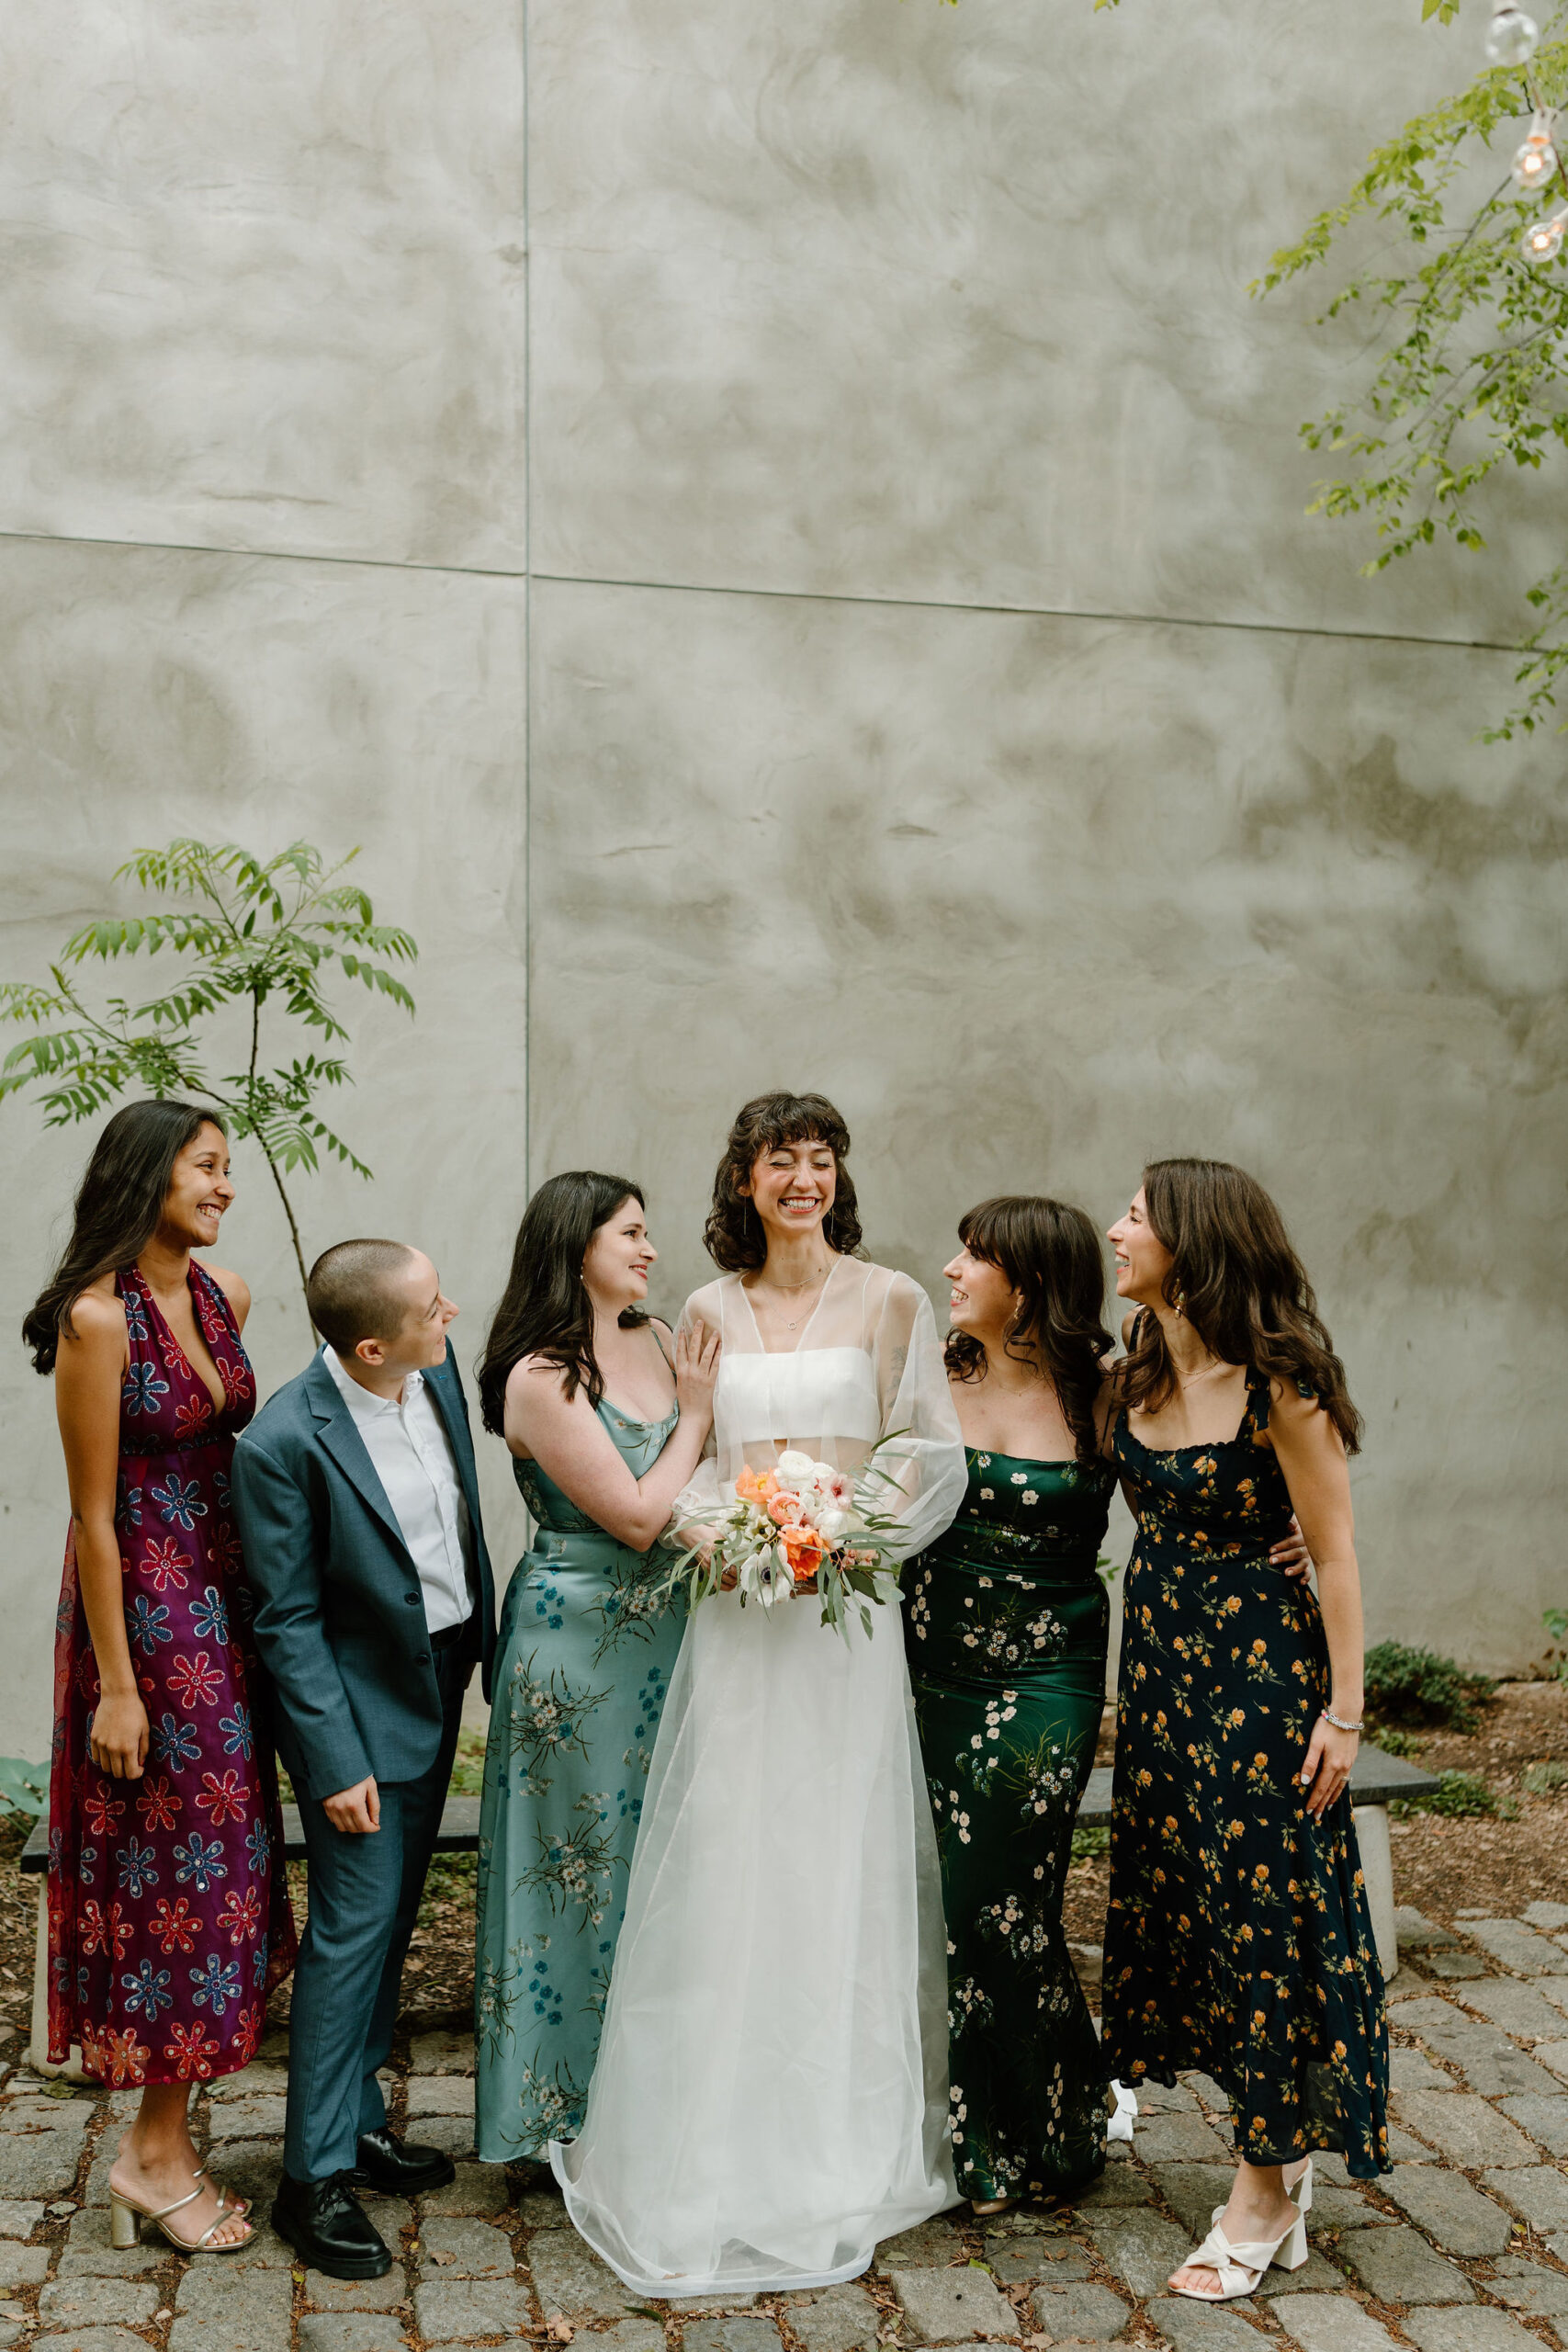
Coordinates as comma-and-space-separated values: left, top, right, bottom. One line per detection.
1543, 1609, 1568, 1687
1522, 1759, 1568, 1797
1393, 1768, 1517, 1821
1071, 1823, 1111, 1863
1363, 1641, 1495, 1734
1369, 1727, 1426, 1760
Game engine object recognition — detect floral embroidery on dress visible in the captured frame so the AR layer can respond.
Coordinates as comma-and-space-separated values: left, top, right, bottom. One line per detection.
906, 1447, 1115, 2201
475, 1395, 687, 2159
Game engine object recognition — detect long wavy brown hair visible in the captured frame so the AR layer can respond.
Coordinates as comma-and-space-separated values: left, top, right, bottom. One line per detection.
945, 1195, 1114, 1465
703, 1091, 864, 1273
23, 1099, 221, 1375
477, 1171, 649, 1433
1116, 1158, 1363, 1452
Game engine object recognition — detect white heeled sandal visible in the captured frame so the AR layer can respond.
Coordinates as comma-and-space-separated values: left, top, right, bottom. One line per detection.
1170, 2203, 1308, 2303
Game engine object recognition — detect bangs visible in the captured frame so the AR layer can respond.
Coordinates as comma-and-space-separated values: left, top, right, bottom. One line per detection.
736, 1092, 850, 1159
957, 1202, 1009, 1262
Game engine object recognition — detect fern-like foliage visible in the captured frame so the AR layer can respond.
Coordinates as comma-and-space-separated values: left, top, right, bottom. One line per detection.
0, 841, 418, 1317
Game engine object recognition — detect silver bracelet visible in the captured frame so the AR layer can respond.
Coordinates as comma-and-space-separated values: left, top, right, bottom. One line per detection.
1323, 1707, 1364, 1735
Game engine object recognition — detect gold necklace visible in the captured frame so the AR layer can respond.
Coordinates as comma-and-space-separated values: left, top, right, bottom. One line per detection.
751, 1263, 829, 1329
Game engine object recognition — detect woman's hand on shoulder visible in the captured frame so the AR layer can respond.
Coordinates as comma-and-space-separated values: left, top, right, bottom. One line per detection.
204, 1262, 252, 1331
674, 1318, 721, 1428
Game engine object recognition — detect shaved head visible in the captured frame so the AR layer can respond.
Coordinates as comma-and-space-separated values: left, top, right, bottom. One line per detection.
307, 1239, 419, 1353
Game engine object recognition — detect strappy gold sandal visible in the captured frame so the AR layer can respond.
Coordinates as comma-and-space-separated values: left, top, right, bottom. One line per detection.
109, 2169, 254, 2255
194, 2164, 250, 2218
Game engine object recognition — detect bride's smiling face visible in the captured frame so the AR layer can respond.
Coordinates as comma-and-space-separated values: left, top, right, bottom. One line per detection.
740, 1136, 837, 1246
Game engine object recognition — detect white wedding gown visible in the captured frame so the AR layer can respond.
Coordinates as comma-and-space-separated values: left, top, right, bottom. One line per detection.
551, 1259, 967, 2294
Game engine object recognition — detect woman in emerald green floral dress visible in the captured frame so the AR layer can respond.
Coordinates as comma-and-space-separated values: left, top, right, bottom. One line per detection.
471, 1173, 719, 2159
905, 1196, 1119, 2212
1102, 1159, 1388, 2309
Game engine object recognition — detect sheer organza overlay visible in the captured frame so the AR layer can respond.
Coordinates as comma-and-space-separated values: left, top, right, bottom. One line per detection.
551, 1261, 966, 2293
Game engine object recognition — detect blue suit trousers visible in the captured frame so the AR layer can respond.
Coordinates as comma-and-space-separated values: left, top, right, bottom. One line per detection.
284, 1638, 470, 2182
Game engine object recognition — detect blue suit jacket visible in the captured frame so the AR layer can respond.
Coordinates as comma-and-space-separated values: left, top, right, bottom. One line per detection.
231, 1348, 497, 1800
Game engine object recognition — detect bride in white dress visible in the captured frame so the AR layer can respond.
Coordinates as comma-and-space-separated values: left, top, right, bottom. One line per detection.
551, 1092, 966, 2294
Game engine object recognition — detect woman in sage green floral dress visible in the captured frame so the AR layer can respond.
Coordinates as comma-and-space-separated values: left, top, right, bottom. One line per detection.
905, 1196, 1119, 2211
1102, 1159, 1387, 2308
472, 1173, 718, 2159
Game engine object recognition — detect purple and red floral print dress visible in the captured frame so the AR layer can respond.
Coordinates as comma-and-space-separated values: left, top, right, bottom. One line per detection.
48, 1264, 296, 2086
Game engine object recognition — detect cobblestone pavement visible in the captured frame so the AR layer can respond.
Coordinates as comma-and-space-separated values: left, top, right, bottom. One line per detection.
2, 1904, 1567, 2352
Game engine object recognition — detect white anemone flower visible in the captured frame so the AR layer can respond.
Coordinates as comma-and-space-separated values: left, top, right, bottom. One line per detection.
757, 1549, 795, 1607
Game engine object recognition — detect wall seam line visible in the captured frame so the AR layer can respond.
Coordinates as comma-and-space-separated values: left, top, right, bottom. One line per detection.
0, 522, 1527, 660
522, 0, 533, 1201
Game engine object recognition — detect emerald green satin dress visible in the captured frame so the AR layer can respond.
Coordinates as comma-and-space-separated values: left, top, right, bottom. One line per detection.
905, 1447, 1115, 2202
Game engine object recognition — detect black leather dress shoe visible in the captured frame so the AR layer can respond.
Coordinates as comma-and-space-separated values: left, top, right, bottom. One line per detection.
344, 2127, 457, 2194
272, 2172, 391, 2279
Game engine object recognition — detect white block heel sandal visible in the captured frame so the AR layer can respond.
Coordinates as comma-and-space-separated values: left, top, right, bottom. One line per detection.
1170, 2206, 1309, 2303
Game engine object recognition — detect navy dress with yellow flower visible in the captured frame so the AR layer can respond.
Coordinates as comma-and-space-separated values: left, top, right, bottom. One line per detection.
905, 1448, 1115, 2202
1101, 1370, 1389, 2178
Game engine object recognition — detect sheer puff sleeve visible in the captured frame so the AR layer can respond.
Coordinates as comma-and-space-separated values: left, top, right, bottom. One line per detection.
864, 1270, 965, 1562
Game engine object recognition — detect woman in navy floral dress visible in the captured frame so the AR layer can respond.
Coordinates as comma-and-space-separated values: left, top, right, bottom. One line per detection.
26, 1102, 296, 2254
1101, 1159, 1386, 2308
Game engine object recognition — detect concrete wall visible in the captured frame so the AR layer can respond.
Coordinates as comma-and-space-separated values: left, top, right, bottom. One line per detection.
1, 0, 1562, 1754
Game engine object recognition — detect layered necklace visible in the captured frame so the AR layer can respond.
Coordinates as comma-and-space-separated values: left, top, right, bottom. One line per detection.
749, 1259, 832, 1331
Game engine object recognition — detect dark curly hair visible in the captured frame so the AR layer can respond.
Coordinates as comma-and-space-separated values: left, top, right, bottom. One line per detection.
477, 1171, 649, 1435
1115, 1157, 1363, 1453
944, 1195, 1113, 1466
702, 1091, 864, 1273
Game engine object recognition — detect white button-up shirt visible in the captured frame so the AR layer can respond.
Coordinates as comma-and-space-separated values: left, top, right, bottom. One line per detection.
323, 1346, 474, 1634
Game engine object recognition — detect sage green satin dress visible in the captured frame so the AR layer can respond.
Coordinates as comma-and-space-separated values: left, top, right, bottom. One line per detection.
905, 1447, 1115, 2202
474, 1396, 684, 2159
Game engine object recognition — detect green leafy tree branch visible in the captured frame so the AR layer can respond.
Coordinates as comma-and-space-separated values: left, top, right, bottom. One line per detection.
0, 841, 417, 1324
1256, 6, 1568, 738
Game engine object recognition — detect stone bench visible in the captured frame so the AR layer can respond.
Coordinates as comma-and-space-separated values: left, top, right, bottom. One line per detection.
17, 1750, 1435, 2078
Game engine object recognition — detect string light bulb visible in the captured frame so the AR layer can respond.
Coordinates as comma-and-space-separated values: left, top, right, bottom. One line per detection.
1487, 4, 1540, 67
1514, 110, 1559, 189
1521, 203, 1568, 263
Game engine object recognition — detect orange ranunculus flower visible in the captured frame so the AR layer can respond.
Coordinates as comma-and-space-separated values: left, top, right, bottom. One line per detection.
780, 1523, 824, 1581
736, 1466, 773, 1504
767, 1490, 806, 1526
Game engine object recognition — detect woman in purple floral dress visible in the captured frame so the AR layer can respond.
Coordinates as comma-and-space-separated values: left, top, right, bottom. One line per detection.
25, 1101, 296, 2255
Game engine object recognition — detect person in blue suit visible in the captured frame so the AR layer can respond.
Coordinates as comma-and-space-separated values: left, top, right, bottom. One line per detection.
231, 1239, 495, 2279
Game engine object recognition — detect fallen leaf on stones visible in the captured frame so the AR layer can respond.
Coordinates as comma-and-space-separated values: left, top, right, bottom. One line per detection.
156, 2312, 172, 2323
432, 2250, 456, 2266
547, 2312, 574, 2341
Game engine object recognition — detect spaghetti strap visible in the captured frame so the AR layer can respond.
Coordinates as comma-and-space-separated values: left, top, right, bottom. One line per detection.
649, 1320, 676, 1375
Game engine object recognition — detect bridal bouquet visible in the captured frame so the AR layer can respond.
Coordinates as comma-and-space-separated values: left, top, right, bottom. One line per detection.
659, 1442, 908, 1642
